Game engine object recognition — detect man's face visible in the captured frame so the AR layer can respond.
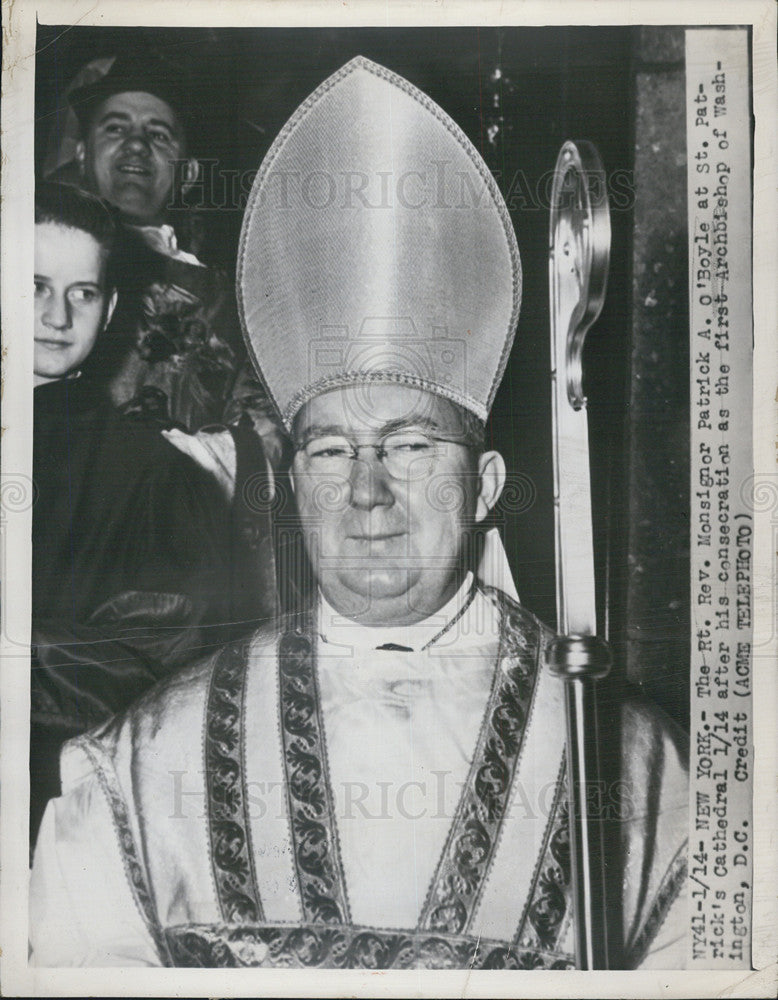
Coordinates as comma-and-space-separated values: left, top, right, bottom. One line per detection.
291, 383, 496, 626
34, 222, 116, 386
77, 91, 186, 225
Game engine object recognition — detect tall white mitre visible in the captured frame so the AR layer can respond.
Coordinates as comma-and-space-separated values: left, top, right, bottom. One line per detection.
237, 55, 521, 427
237, 55, 522, 595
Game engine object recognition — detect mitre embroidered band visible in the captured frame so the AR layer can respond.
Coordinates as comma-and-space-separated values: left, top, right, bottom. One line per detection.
237, 56, 522, 428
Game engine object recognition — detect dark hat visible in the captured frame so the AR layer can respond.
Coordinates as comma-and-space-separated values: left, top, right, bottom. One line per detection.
68, 51, 195, 134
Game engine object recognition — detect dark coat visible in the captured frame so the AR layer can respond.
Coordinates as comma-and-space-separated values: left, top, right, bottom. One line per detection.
30, 375, 278, 842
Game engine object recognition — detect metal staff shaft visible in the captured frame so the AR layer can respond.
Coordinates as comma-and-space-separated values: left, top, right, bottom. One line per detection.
547, 635, 612, 968
547, 140, 613, 970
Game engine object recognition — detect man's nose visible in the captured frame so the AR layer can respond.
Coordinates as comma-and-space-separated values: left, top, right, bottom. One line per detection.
121, 128, 151, 156
348, 451, 395, 509
42, 293, 71, 330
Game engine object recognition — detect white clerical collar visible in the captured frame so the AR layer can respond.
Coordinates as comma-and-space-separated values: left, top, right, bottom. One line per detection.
319, 573, 476, 653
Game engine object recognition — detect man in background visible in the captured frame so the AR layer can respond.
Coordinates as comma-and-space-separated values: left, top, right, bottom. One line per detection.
66, 49, 283, 473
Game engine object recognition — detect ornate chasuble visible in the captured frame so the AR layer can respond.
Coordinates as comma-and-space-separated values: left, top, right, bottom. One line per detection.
30, 587, 689, 969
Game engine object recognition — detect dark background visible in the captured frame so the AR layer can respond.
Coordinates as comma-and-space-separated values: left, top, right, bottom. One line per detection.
35, 25, 689, 725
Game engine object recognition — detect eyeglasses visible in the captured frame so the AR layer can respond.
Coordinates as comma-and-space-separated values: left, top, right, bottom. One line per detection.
295, 430, 467, 481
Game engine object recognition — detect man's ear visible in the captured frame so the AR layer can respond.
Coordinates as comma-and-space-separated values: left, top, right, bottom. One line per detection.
75, 140, 86, 176
475, 450, 506, 523
181, 158, 200, 195
102, 289, 118, 330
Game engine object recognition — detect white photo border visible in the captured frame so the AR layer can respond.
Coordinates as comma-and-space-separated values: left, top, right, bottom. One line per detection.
2, 1, 776, 996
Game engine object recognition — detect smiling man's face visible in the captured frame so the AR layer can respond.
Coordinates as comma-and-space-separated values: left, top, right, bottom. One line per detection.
291, 383, 504, 626
77, 91, 186, 225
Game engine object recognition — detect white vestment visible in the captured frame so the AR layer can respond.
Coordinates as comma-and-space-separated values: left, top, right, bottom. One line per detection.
30, 579, 689, 969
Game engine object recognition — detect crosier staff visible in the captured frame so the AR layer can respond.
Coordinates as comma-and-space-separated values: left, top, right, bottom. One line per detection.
546, 140, 613, 970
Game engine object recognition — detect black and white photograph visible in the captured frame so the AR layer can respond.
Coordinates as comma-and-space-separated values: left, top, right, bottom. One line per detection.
1, 1, 775, 994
